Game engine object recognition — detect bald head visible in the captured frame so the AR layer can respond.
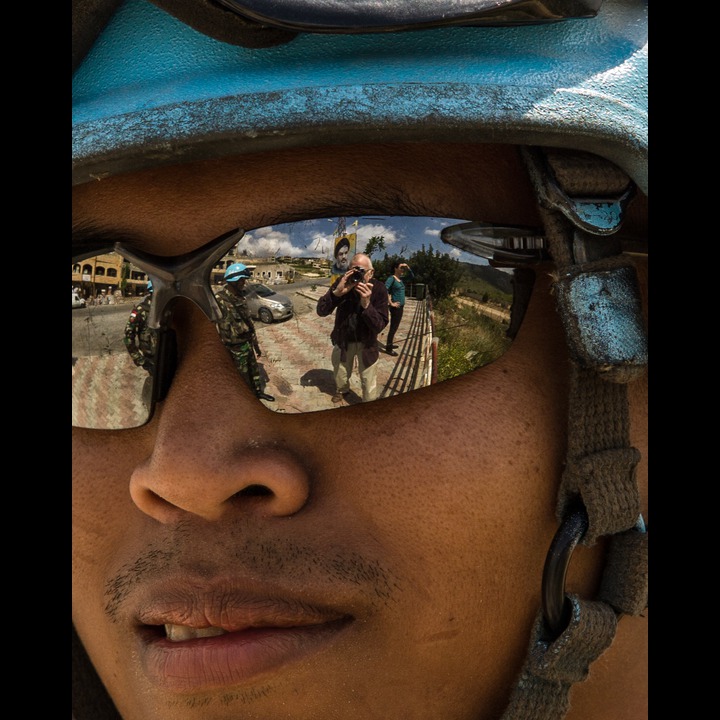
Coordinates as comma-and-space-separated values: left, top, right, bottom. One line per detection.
351, 253, 373, 272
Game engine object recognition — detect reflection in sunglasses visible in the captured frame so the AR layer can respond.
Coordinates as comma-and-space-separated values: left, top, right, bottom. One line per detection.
72, 217, 536, 429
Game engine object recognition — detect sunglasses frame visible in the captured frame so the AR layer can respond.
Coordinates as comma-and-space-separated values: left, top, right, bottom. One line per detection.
73, 218, 543, 429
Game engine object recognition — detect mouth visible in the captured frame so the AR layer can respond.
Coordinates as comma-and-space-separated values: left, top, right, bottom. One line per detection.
136, 595, 354, 692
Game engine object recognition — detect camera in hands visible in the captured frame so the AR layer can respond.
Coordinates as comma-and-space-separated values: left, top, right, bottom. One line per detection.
349, 267, 366, 283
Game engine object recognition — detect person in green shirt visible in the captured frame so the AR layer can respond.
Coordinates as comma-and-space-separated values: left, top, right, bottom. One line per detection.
384, 261, 414, 356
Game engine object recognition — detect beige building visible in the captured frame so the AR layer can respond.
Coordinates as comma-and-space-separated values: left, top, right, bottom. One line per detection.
73, 248, 299, 302
211, 254, 296, 286
71, 251, 151, 299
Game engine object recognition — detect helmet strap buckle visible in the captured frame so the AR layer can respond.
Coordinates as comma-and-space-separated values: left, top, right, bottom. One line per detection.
521, 146, 636, 238
499, 148, 648, 720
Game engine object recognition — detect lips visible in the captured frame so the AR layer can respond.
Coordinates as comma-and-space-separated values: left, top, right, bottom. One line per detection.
135, 587, 354, 692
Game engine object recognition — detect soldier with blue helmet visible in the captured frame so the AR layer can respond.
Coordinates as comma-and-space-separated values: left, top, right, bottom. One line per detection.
215, 262, 275, 402
73, 2, 647, 719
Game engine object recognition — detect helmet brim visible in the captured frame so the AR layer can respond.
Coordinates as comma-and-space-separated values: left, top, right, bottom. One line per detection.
72, 0, 647, 193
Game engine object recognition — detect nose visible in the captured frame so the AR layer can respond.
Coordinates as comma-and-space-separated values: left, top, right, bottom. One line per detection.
129, 303, 310, 523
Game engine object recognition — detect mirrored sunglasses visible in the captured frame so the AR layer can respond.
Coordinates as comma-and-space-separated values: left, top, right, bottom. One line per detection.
72, 216, 548, 429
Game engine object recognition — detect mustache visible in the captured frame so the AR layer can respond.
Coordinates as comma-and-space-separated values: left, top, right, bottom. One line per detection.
103, 526, 400, 621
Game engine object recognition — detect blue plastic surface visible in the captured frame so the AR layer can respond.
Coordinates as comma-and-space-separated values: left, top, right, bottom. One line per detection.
73, 0, 647, 191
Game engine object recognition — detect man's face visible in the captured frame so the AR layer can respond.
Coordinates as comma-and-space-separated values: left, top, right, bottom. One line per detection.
336, 244, 350, 270
348, 258, 373, 285
72, 143, 647, 720
227, 278, 246, 295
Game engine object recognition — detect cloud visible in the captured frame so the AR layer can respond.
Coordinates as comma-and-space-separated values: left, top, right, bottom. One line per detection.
356, 223, 401, 246
233, 217, 487, 264
241, 227, 327, 258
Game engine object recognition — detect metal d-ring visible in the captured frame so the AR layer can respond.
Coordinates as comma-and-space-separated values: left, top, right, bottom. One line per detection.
541, 500, 589, 639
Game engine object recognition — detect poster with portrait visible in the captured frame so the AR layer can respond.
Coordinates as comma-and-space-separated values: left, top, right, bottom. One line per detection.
330, 233, 356, 284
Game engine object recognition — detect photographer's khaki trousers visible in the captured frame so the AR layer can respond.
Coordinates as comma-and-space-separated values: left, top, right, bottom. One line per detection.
332, 343, 378, 402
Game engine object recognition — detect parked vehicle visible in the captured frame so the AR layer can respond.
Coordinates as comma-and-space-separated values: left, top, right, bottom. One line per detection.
244, 282, 293, 323
72, 291, 86, 309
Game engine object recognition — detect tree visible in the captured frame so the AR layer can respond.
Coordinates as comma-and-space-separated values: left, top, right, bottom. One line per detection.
372, 252, 394, 281
363, 235, 386, 258
371, 245, 463, 301
406, 244, 463, 301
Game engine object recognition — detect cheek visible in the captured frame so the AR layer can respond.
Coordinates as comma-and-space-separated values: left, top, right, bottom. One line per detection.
313, 329, 565, 582
377, 369, 562, 568
72, 428, 152, 603
340, 283, 568, 609
368, 295, 566, 546
302, 344, 567, 701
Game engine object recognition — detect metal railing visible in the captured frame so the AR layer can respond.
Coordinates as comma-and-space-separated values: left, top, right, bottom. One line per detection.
379, 295, 435, 398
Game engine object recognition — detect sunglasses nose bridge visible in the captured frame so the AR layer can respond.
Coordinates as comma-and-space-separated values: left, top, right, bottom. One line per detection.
147, 277, 222, 331
115, 228, 245, 329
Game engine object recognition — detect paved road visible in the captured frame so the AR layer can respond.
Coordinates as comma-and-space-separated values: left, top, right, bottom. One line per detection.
257, 287, 433, 413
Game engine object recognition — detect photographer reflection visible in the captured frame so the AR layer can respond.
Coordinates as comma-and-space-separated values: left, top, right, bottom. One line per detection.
215, 263, 275, 402
317, 253, 389, 404
124, 280, 156, 375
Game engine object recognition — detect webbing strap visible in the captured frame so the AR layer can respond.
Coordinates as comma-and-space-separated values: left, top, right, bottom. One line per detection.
558, 380, 641, 543
598, 528, 648, 616
499, 148, 648, 720
502, 596, 617, 720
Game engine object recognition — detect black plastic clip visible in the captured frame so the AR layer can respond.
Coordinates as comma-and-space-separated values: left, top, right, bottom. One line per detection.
541, 500, 589, 639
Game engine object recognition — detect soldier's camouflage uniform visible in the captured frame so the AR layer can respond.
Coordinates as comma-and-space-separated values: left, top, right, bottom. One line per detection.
214, 286, 264, 396
124, 294, 156, 374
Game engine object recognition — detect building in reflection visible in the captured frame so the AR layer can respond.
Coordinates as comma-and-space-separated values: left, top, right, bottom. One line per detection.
73, 249, 309, 304
72, 252, 151, 300
211, 253, 296, 286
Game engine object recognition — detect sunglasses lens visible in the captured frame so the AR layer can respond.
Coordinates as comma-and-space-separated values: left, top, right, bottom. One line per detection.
72, 253, 157, 429
73, 217, 539, 429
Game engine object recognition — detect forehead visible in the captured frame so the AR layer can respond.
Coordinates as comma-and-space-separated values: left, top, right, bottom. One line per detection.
72, 142, 647, 257
72, 143, 543, 250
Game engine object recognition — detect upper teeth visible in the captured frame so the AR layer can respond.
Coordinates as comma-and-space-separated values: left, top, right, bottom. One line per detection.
165, 625, 228, 641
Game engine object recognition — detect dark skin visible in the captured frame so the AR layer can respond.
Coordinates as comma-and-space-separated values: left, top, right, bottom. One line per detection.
225, 278, 246, 296
72, 142, 647, 720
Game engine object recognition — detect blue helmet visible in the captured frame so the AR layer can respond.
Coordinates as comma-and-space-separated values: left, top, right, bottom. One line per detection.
72, 1, 647, 194
224, 263, 251, 282
71, 4, 648, 717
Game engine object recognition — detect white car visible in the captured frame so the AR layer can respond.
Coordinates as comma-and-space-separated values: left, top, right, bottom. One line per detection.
72, 291, 86, 309
244, 283, 294, 323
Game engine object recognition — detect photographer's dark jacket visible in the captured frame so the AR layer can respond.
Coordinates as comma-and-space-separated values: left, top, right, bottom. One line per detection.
317, 278, 389, 367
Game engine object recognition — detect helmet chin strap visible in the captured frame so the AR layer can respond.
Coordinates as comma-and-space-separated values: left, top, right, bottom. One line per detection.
499, 148, 648, 720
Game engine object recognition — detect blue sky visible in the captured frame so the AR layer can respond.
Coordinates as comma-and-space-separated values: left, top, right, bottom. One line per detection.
236, 216, 488, 265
